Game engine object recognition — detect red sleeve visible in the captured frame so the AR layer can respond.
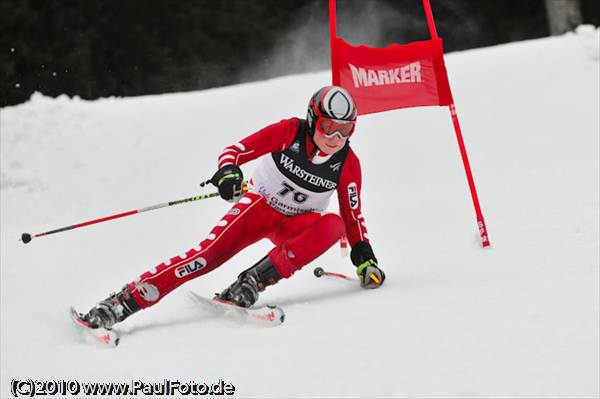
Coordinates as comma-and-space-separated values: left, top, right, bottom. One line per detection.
337, 149, 370, 247
218, 118, 299, 169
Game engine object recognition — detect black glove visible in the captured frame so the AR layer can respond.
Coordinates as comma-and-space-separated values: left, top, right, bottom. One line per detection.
210, 164, 244, 202
351, 241, 385, 289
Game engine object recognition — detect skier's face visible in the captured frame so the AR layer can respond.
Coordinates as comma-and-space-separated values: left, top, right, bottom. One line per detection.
313, 128, 348, 154
313, 118, 352, 154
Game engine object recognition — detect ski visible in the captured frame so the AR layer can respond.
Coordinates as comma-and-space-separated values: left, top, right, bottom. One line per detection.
188, 291, 285, 326
69, 306, 120, 348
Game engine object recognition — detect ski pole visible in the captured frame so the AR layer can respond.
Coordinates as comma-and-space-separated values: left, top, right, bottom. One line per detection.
313, 267, 380, 285
21, 180, 250, 244
313, 267, 354, 281
21, 191, 220, 244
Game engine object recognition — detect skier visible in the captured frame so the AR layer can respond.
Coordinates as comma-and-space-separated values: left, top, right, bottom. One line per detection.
80, 85, 385, 329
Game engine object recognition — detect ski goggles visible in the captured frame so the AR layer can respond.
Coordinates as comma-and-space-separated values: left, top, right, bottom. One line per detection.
317, 118, 356, 139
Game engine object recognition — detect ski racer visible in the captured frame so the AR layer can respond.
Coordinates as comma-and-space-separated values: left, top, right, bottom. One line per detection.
79, 85, 385, 329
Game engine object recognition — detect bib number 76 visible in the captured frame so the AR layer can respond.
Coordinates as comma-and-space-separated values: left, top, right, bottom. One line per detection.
278, 182, 308, 203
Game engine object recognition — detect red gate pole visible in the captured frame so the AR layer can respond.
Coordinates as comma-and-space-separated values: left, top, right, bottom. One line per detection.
422, 0, 491, 247
329, 0, 350, 256
329, 0, 340, 85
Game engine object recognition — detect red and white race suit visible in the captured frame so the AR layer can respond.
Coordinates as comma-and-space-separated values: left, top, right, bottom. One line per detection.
127, 118, 370, 308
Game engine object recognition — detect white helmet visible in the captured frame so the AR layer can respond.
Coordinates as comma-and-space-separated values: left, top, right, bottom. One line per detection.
306, 86, 357, 136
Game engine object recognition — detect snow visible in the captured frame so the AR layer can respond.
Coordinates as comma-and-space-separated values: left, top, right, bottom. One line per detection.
1, 29, 599, 398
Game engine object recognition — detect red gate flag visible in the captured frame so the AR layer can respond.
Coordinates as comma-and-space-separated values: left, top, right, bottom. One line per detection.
329, 0, 490, 247
331, 37, 453, 115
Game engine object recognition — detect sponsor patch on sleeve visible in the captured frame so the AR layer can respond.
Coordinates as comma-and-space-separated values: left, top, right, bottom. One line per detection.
347, 182, 358, 209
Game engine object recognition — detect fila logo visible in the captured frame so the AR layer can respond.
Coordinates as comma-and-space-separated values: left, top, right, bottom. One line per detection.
349, 62, 422, 88
347, 182, 358, 209
330, 162, 342, 172
175, 257, 207, 278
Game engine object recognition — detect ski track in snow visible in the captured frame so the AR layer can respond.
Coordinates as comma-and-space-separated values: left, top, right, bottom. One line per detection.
1, 29, 599, 397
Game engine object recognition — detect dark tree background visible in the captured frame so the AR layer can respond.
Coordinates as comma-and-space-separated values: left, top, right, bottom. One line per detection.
1, 0, 598, 107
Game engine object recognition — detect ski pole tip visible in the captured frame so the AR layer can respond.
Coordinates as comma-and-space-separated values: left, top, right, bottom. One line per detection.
21, 233, 32, 244
313, 267, 325, 277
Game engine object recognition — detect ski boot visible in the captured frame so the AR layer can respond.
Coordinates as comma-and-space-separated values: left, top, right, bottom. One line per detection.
217, 255, 282, 308
81, 285, 141, 329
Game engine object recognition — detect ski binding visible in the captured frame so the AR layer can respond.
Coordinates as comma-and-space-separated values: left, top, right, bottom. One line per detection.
69, 306, 120, 347
188, 291, 285, 326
